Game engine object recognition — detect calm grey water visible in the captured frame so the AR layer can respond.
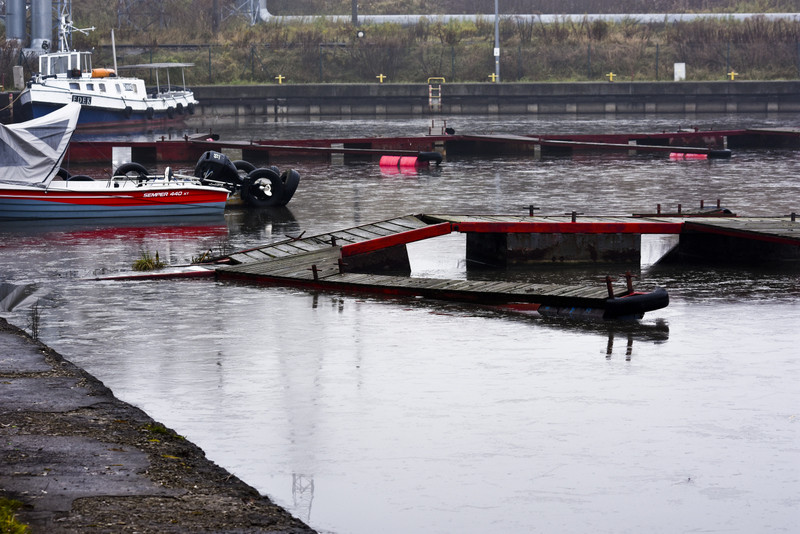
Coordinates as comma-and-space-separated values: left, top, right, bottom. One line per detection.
3, 114, 800, 533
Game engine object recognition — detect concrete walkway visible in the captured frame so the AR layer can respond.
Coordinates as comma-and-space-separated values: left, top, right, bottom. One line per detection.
0, 318, 316, 533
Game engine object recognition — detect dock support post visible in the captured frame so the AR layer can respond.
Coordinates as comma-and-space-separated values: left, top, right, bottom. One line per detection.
341, 244, 411, 274
605, 276, 615, 298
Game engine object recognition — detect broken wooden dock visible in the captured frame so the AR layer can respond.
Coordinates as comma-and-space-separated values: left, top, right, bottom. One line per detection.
107, 211, 800, 319
205, 210, 800, 318
210, 214, 670, 320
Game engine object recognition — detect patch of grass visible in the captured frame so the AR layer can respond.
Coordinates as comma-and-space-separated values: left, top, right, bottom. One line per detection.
132, 251, 166, 271
0, 497, 30, 534
191, 249, 214, 264
143, 423, 184, 440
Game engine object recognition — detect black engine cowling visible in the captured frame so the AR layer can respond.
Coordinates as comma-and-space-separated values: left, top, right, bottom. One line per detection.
194, 151, 242, 185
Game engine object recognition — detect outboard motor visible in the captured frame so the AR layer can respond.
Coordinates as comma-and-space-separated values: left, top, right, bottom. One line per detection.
194, 151, 242, 185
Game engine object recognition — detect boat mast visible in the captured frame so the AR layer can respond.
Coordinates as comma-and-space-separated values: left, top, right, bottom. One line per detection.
57, 0, 72, 52
112, 30, 118, 73
57, 0, 94, 53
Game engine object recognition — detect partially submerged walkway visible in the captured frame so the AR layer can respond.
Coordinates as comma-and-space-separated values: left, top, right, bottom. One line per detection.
0, 318, 315, 533
211, 215, 671, 320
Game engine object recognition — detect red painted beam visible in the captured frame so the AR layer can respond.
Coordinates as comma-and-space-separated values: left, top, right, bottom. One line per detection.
452, 221, 684, 234
683, 222, 800, 246
341, 222, 453, 257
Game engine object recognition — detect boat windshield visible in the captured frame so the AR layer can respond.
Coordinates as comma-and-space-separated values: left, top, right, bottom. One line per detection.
40, 51, 92, 76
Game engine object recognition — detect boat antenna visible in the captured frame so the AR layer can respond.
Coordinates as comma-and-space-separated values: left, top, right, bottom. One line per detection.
58, 16, 95, 52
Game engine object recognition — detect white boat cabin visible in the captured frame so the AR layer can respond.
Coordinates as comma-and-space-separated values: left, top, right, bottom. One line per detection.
36, 50, 146, 101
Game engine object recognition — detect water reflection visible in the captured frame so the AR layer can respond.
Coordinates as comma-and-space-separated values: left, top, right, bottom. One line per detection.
292, 474, 315, 524
0, 282, 44, 312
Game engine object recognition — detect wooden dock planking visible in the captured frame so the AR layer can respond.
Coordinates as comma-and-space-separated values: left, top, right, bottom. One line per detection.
338, 227, 387, 240
425, 214, 685, 235
217, 243, 625, 308
221, 212, 798, 270
225, 215, 431, 266
204, 213, 681, 318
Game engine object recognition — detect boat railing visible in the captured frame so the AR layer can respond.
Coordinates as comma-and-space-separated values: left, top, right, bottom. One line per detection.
108, 170, 207, 188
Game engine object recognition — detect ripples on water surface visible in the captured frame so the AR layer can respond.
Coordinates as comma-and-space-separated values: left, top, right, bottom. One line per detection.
3, 114, 800, 533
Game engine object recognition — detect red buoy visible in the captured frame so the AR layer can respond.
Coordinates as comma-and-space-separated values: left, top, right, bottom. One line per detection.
379, 155, 402, 167
399, 156, 419, 167
669, 152, 708, 160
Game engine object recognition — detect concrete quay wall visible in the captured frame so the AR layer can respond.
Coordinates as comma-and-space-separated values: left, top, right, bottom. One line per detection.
193, 81, 800, 118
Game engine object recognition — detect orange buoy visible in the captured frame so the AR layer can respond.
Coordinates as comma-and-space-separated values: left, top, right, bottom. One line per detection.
91, 68, 116, 78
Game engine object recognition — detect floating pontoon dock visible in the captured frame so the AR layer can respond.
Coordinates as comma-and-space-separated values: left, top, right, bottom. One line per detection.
64, 127, 800, 165
108, 211, 800, 319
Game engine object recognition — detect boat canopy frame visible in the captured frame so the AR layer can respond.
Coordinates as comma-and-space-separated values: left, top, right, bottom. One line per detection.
116, 63, 195, 94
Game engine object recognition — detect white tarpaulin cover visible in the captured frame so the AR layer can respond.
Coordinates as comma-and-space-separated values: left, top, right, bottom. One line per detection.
0, 103, 80, 187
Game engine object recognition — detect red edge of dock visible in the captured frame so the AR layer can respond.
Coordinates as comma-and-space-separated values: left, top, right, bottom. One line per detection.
683, 221, 800, 246
341, 222, 453, 257
453, 221, 684, 234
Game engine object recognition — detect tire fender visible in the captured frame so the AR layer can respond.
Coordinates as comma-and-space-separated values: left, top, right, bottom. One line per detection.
279, 169, 300, 205
241, 168, 285, 208
113, 162, 150, 182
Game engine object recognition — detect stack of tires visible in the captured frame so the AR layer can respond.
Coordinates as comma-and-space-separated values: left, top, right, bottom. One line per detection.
192, 151, 300, 208
226, 159, 300, 208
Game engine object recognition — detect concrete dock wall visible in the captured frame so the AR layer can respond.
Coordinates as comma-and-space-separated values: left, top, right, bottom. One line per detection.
192, 81, 800, 119
3, 81, 799, 124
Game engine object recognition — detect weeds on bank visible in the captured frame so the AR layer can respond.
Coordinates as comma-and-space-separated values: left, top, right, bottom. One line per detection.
143, 423, 185, 441
132, 251, 166, 271
191, 249, 214, 264
0, 497, 29, 534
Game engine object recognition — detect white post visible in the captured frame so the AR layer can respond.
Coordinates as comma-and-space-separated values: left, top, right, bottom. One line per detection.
494, 0, 500, 82
674, 62, 686, 81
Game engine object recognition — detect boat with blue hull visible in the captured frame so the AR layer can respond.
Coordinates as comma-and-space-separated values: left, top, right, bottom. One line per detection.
18, 17, 197, 129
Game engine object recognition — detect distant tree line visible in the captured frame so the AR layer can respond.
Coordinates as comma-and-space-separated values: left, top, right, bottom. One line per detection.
268, 0, 799, 15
